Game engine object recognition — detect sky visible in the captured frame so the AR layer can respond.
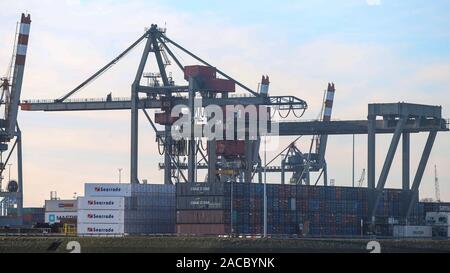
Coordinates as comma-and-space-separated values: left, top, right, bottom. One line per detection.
0, 0, 449, 206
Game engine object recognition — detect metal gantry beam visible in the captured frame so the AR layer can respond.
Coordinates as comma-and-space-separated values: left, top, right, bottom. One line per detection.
57, 30, 150, 102
130, 32, 154, 184
405, 131, 437, 218
369, 118, 406, 222
160, 33, 260, 97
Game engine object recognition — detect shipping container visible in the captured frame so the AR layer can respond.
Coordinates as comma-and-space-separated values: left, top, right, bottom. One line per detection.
216, 140, 245, 156
78, 210, 125, 224
154, 111, 180, 125
79, 183, 176, 236
45, 199, 77, 212
176, 182, 420, 237
45, 212, 77, 224
177, 196, 229, 210
177, 224, 230, 235
184, 65, 216, 80
176, 182, 229, 196
177, 210, 229, 224
77, 223, 124, 235
201, 78, 235, 93
393, 225, 432, 238
85, 183, 131, 197
78, 196, 125, 210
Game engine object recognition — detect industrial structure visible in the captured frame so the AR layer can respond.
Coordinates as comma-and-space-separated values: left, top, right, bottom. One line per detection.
0, 13, 441, 236
0, 13, 31, 225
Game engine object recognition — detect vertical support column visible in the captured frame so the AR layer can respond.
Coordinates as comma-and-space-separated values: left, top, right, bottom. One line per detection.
244, 140, 253, 183
16, 128, 23, 221
258, 160, 263, 183
152, 30, 173, 185
130, 35, 153, 184
187, 76, 196, 183
367, 115, 376, 190
401, 132, 410, 221
402, 133, 410, 191
323, 163, 328, 186
130, 84, 139, 184
207, 140, 217, 183
370, 118, 406, 221
164, 127, 172, 185
367, 115, 376, 224
406, 131, 437, 218
281, 158, 285, 185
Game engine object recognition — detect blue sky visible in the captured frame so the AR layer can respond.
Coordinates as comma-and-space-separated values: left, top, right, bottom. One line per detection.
0, 0, 449, 206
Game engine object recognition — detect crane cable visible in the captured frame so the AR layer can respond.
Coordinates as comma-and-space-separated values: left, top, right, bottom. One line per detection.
278, 106, 292, 119
292, 108, 306, 118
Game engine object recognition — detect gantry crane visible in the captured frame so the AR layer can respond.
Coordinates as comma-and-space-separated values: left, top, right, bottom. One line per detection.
19, 23, 449, 225
0, 13, 31, 224
21, 24, 309, 185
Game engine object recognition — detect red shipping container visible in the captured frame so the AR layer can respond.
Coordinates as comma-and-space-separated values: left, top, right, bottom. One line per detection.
177, 223, 230, 235
155, 111, 180, 125
184, 65, 216, 80
177, 210, 228, 224
202, 78, 235, 92
216, 140, 245, 156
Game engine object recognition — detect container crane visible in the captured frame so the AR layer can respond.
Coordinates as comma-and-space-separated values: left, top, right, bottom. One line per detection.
357, 169, 366, 187
17, 21, 448, 225
0, 13, 31, 225
434, 165, 440, 202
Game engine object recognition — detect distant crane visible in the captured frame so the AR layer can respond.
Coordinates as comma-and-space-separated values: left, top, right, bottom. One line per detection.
435, 164, 440, 202
0, 13, 31, 221
357, 168, 366, 187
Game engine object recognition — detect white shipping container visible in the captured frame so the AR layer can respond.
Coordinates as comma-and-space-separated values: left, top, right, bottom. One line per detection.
78, 196, 125, 210
45, 199, 77, 212
85, 183, 131, 197
426, 212, 450, 226
77, 223, 124, 235
45, 212, 78, 224
78, 210, 125, 224
393, 225, 432, 238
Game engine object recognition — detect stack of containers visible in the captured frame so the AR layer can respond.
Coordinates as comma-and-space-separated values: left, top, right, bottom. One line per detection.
45, 199, 78, 224
77, 183, 175, 236
176, 182, 422, 237
420, 202, 450, 221
296, 185, 365, 236
128, 184, 176, 234
176, 182, 231, 235
8, 207, 45, 226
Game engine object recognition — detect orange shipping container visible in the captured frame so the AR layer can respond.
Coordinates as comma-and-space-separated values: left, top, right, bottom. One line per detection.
176, 223, 230, 235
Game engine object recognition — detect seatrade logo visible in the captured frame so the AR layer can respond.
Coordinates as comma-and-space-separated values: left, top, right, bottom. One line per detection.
87, 213, 115, 219
88, 200, 115, 206
86, 227, 115, 233
94, 186, 122, 193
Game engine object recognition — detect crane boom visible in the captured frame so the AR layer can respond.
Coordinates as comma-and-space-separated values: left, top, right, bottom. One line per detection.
316, 83, 335, 164
6, 13, 31, 137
